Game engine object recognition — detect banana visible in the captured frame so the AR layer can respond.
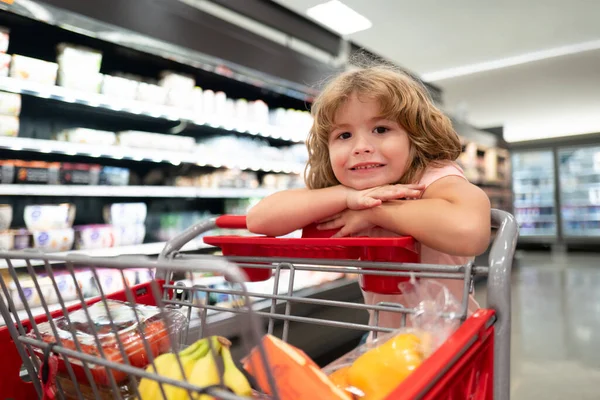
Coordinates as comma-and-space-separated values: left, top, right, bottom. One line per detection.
138, 338, 209, 400
221, 345, 252, 396
187, 336, 223, 400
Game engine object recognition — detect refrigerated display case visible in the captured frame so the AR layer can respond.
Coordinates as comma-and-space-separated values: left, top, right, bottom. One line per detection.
558, 145, 600, 238
512, 150, 558, 239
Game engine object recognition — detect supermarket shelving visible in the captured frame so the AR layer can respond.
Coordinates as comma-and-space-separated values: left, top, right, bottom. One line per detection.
0, 137, 304, 173
0, 76, 305, 144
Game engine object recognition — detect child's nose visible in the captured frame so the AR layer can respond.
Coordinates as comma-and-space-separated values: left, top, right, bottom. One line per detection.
353, 137, 375, 155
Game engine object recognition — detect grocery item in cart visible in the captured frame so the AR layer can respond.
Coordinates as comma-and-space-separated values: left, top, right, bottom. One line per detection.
322, 279, 462, 399
243, 334, 353, 400
28, 300, 187, 386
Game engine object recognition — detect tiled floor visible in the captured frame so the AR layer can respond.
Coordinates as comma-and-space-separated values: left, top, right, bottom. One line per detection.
475, 250, 600, 399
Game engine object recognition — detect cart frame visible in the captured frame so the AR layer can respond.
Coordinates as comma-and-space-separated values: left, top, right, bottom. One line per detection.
0, 208, 517, 400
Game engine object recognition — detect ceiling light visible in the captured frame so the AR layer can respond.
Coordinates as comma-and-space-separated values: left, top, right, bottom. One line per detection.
422, 39, 600, 82
306, 1, 372, 36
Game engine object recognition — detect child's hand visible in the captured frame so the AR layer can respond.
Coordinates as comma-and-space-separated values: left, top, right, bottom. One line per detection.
316, 209, 374, 237
346, 184, 425, 210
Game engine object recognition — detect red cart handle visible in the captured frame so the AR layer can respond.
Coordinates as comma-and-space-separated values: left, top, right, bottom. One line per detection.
215, 215, 247, 229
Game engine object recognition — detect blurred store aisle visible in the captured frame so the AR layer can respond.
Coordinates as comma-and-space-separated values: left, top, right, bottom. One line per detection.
476, 251, 600, 400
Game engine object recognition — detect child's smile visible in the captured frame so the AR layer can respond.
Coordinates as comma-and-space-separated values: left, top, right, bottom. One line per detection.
328, 93, 411, 190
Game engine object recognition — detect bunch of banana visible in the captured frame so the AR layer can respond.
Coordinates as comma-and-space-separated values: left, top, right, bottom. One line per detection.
138, 335, 252, 400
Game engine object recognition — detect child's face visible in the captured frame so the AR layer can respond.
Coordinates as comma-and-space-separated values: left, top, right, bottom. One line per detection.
328, 93, 411, 190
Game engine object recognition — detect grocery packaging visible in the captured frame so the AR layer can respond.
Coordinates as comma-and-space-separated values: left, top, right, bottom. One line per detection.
32, 228, 74, 252
0, 230, 12, 250
137, 336, 252, 399
24, 203, 75, 231
136, 82, 168, 105
191, 86, 203, 114
0, 115, 19, 136
0, 91, 21, 116
74, 224, 115, 250
0, 160, 14, 183
243, 334, 353, 400
14, 160, 60, 184
99, 166, 130, 186
11, 228, 31, 249
0, 27, 9, 53
8, 273, 56, 310
321, 279, 463, 399
57, 375, 137, 400
0, 204, 11, 230
159, 71, 195, 92
28, 300, 187, 386
103, 202, 147, 225
60, 163, 101, 185
0, 53, 10, 77
56, 127, 117, 146
117, 130, 196, 152
9, 54, 58, 85
112, 224, 146, 247
101, 75, 139, 100
56, 43, 103, 92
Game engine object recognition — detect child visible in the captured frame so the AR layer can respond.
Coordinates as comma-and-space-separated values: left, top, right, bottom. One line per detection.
247, 64, 491, 331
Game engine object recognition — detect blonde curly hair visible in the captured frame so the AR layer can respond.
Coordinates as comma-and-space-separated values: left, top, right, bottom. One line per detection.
305, 65, 461, 189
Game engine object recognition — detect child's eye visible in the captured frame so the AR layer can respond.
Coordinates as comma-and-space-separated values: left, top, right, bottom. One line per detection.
373, 126, 389, 134
338, 132, 352, 140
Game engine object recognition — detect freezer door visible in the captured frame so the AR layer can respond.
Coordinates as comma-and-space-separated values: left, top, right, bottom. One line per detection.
558, 146, 600, 238
512, 150, 558, 238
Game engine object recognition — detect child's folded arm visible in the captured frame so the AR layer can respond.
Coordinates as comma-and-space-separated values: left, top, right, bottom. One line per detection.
246, 186, 349, 236
368, 177, 491, 256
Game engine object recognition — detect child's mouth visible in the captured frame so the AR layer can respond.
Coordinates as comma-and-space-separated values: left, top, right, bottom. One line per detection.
350, 164, 385, 171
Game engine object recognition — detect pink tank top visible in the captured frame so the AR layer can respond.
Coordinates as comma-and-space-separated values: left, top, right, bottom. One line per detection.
361, 161, 480, 332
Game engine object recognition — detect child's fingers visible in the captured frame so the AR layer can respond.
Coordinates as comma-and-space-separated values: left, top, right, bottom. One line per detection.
317, 218, 344, 230
373, 187, 422, 201
317, 213, 340, 223
360, 197, 382, 208
332, 226, 350, 238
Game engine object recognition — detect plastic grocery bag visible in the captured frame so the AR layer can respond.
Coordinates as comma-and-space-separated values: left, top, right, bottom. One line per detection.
321, 277, 463, 399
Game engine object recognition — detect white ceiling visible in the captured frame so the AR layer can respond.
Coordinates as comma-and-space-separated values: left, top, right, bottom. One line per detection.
274, 0, 600, 76
274, 0, 600, 141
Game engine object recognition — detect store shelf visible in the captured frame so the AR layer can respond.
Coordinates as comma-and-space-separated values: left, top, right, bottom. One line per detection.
0, 239, 212, 270
0, 77, 304, 144
519, 228, 557, 236
0, 137, 304, 174
564, 229, 600, 237
516, 215, 556, 223
514, 201, 556, 208
0, 184, 278, 198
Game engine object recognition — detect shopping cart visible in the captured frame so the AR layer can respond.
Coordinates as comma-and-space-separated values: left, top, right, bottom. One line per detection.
0, 209, 517, 400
